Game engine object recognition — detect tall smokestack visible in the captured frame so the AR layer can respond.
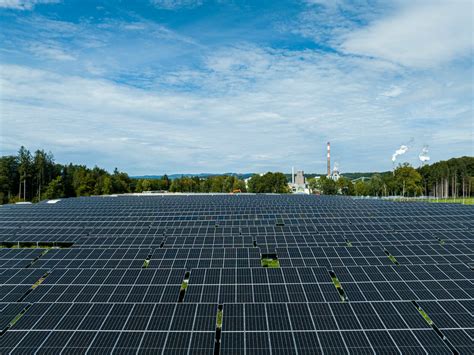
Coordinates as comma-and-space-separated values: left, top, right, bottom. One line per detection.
292, 166, 294, 184
327, 142, 331, 177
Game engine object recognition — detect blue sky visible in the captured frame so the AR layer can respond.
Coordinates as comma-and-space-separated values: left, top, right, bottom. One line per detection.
0, 0, 472, 175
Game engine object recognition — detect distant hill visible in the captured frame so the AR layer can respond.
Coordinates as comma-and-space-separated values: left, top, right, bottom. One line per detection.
296, 172, 391, 180
132, 173, 255, 180
339, 171, 392, 180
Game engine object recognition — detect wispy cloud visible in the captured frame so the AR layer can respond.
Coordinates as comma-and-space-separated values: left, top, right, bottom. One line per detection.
28, 41, 75, 61
150, 0, 202, 10
2, 14, 201, 82
289, 0, 383, 46
380, 86, 403, 98
0, 0, 59, 10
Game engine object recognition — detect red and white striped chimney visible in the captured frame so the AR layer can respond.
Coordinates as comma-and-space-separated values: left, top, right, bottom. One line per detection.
327, 142, 331, 177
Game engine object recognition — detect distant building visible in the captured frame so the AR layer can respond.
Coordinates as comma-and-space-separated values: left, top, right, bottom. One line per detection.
289, 170, 310, 194
295, 170, 305, 185
329, 166, 341, 181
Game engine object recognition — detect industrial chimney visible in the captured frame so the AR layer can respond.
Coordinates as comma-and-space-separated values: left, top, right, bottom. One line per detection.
327, 142, 331, 177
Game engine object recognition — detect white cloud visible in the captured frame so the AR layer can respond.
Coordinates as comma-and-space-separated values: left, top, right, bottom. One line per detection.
0, 0, 59, 10
381, 86, 403, 98
0, 3, 472, 173
1, 41, 471, 174
304, 0, 345, 9
3, 15, 201, 82
341, 0, 473, 68
28, 42, 75, 61
150, 0, 202, 10
122, 23, 147, 31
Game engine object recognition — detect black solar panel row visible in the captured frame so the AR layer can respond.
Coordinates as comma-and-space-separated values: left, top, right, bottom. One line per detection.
0, 194, 472, 354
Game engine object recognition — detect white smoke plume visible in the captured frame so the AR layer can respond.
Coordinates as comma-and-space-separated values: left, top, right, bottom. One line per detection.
419, 146, 430, 163
391, 145, 409, 162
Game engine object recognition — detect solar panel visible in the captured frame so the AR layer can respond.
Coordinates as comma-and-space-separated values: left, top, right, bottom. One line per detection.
0, 194, 472, 353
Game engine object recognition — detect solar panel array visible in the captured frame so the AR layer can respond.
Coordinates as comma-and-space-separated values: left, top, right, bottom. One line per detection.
0, 194, 472, 354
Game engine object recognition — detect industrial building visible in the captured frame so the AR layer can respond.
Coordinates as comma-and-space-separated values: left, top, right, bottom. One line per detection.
289, 168, 310, 194
326, 141, 341, 181
289, 142, 342, 194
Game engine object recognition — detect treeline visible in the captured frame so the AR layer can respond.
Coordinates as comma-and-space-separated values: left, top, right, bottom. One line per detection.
310, 157, 474, 197
419, 156, 474, 198
0, 146, 253, 204
0, 146, 133, 203
247, 172, 289, 193
1, 147, 472, 203
135, 175, 246, 193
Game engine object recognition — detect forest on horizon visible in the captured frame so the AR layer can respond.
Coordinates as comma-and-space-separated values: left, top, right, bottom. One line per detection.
0, 146, 473, 204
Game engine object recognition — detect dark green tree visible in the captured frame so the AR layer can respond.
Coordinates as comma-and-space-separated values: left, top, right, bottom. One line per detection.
0, 156, 19, 203
18, 146, 32, 200
247, 172, 289, 193
354, 180, 369, 196
319, 176, 337, 195
336, 177, 354, 195
44, 176, 65, 199
394, 163, 422, 196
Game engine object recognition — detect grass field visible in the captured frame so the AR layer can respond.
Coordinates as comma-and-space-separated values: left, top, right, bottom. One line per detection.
425, 197, 474, 205
389, 197, 474, 205
261, 258, 280, 268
